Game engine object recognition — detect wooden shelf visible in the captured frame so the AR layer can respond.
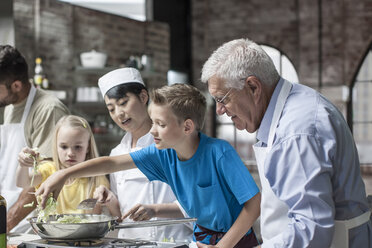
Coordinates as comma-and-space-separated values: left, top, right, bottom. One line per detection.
74, 66, 162, 78
75, 66, 119, 75
70, 102, 107, 118
94, 133, 123, 141
93, 133, 124, 156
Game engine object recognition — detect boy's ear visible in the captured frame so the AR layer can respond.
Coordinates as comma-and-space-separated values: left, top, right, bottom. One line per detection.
183, 119, 195, 134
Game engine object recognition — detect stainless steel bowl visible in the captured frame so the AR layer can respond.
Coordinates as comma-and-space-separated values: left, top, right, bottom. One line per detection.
28, 214, 197, 241
28, 214, 115, 240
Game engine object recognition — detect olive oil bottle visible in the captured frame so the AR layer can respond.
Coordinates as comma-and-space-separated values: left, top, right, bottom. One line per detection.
0, 194, 6, 247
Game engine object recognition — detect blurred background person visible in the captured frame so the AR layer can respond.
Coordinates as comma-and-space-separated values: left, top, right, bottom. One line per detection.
0, 45, 69, 232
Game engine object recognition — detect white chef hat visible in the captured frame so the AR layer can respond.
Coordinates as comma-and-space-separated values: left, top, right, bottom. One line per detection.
98, 67, 145, 97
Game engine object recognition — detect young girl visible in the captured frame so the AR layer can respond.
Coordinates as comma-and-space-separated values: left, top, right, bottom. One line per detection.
93, 67, 192, 241
16, 115, 109, 214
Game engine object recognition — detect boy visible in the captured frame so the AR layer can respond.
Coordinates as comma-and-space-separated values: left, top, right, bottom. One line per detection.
36, 84, 261, 248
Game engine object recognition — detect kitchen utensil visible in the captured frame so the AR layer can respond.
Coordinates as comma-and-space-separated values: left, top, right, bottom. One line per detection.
80, 50, 107, 68
28, 214, 197, 240
77, 198, 98, 210
19, 237, 182, 248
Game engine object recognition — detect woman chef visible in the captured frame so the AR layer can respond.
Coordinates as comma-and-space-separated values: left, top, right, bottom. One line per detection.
93, 67, 193, 241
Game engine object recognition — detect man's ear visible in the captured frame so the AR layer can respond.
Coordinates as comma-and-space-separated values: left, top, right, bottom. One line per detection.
184, 119, 195, 135
10, 80, 23, 93
245, 76, 262, 104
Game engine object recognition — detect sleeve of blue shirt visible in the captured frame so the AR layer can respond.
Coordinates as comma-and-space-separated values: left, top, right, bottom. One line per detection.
262, 134, 335, 247
129, 144, 168, 182
217, 147, 260, 205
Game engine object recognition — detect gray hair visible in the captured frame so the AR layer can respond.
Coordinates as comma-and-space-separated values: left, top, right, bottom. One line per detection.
201, 38, 280, 89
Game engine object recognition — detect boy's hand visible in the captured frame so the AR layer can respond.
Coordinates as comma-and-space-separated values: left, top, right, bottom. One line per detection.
93, 185, 116, 204
196, 242, 218, 248
35, 169, 67, 208
121, 203, 155, 221
18, 147, 39, 167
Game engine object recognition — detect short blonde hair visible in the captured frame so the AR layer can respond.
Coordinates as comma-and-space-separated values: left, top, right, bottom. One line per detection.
150, 84, 206, 131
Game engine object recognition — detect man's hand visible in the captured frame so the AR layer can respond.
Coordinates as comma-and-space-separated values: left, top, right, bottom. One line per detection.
7, 187, 36, 232
18, 147, 39, 168
35, 169, 67, 208
122, 203, 156, 221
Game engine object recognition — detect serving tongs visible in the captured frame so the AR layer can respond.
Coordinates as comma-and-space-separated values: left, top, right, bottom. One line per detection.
113, 217, 197, 229
77, 198, 98, 210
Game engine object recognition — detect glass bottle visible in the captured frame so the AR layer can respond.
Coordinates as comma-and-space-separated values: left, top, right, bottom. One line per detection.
34, 57, 43, 89
0, 194, 6, 247
42, 77, 49, 89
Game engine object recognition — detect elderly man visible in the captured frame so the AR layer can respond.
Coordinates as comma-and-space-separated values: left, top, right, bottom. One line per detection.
200, 38, 371, 248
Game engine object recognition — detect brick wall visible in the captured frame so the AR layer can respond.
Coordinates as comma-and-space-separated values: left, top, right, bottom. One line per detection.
13, 0, 170, 91
12, 0, 170, 155
11, 0, 372, 138
191, 0, 372, 135
191, 0, 372, 89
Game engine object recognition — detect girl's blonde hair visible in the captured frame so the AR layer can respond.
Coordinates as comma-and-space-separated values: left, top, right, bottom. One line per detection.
52, 115, 99, 197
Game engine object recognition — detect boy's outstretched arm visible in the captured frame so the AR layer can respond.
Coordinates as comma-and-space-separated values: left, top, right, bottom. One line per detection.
35, 154, 136, 208
202, 192, 261, 248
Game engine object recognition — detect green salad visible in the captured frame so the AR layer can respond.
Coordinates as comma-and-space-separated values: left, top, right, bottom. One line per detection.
53, 215, 90, 224
24, 193, 98, 224
36, 194, 57, 222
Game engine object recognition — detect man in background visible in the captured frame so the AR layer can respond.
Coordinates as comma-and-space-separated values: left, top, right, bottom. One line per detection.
0, 45, 69, 232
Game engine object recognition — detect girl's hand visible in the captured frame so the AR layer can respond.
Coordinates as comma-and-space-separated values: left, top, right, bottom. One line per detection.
18, 147, 39, 167
121, 203, 155, 221
93, 185, 116, 204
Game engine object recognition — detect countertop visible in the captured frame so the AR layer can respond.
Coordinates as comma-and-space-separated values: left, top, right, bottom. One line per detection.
7, 232, 40, 246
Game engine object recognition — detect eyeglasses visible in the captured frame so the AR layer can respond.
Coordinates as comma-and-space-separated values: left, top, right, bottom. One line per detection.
214, 88, 233, 106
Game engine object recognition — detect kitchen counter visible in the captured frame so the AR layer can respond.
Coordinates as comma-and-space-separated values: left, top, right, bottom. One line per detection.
7, 232, 40, 246
7, 232, 194, 248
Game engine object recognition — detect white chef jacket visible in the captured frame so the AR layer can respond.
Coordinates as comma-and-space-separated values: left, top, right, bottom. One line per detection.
110, 131, 193, 241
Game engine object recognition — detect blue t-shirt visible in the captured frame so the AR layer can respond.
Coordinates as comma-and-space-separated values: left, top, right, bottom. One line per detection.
130, 132, 259, 233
